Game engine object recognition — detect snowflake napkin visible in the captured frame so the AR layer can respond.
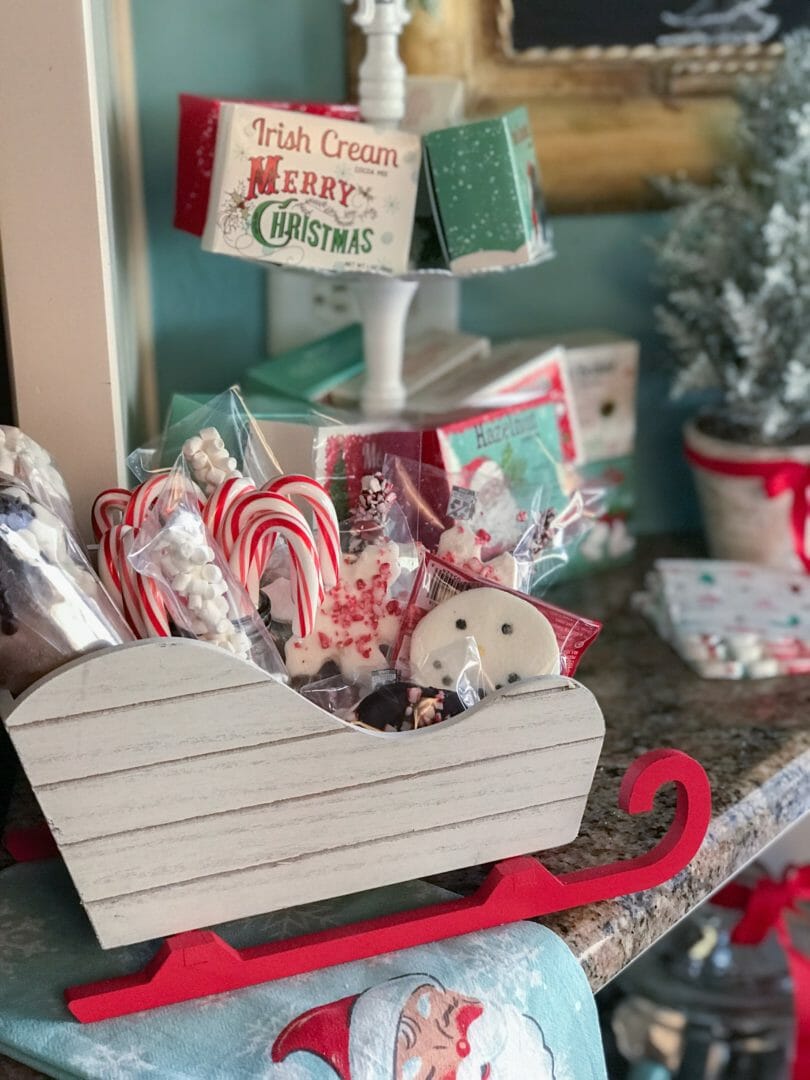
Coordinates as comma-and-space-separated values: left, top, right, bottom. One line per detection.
0, 860, 605, 1079
636, 558, 810, 678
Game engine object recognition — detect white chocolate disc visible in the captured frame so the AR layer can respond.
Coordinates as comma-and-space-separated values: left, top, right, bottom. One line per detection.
409, 587, 560, 692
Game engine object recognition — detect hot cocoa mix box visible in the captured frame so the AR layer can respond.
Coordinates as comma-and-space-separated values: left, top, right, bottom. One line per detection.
423, 107, 552, 273
175, 95, 360, 237
202, 103, 421, 274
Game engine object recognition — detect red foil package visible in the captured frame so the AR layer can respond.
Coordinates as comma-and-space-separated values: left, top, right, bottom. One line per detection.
392, 553, 602, 681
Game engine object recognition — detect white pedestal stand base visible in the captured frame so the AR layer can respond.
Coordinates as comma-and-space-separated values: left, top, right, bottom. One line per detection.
352, 277, 418, 417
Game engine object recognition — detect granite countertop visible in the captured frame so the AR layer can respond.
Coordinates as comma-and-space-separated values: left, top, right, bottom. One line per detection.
2, 536, 810, 1078
432, 534, 810, 989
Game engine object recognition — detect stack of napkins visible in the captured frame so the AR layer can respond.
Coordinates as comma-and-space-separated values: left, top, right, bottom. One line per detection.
635, 559, 810, 679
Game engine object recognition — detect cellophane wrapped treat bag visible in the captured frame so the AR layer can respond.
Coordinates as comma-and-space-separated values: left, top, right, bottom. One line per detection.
0, 480, 131, 696
392, 553, 601, 689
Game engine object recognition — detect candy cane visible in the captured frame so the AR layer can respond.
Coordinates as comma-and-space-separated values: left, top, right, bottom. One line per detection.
125, 475, 204, 529
203, 477, 256, 549
91, 488, 130, 541
264, 475, 341, 588
98, 526, 125, 617
98, 524, 170, 639
231, 514, 322, 637
233, 509, 317, 608
220, 489, 309, 559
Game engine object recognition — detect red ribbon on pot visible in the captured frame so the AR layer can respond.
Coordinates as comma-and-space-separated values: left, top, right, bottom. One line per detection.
714, 866, 810, 1079
684, 444, 810, 572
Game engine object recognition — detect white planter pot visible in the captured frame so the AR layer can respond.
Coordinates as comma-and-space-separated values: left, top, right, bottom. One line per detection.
684, 419, 810, 571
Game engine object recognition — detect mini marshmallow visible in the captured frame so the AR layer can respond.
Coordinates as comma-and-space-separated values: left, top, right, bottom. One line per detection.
181, 427, 243, 496
157, 516, 250, 660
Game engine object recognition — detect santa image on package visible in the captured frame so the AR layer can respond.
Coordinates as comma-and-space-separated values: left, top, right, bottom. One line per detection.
268, 973, 556, 1079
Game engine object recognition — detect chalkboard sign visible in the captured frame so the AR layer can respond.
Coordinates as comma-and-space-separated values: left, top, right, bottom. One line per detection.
509, 1, 807, 53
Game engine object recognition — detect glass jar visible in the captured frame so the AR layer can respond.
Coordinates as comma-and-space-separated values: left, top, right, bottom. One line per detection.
608, 890, 797, 1080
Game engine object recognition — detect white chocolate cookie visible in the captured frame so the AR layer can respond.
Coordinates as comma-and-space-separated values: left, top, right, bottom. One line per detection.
410, 587, 560, 692
285, 540, 404, 678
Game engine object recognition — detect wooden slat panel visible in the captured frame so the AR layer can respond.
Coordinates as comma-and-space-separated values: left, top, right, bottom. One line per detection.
63, 737, 602, 901
85, 795, 588, 948
38, 681, 602, 841
6, 639, 267, 724
8, 681, 336, 786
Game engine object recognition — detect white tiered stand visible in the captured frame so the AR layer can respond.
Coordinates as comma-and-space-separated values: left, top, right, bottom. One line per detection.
344, 0, 419, 417
342, 0, 548, 417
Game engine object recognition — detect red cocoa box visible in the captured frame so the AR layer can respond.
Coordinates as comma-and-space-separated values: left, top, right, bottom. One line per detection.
200, 103, 422, 274
174, 95, 360, 237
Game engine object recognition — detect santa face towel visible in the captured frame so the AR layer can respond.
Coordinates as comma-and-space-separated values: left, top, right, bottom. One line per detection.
0, 861, 606, 1079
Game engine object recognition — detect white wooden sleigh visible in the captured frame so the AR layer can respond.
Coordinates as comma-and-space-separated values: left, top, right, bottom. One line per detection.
2, 638, 604, 949
1, 638, 711, 1022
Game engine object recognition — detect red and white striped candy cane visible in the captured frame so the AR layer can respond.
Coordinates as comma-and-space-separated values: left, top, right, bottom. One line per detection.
203, 477, 256, 550
125, 475, 204, 529
98, 525, 125, 617
264, 475, 340, 588
231, 505, 318, 608
230, 514, 322, 637
99, 523, 170, 639
91, 488, 130, 542
220, 489, 309, 559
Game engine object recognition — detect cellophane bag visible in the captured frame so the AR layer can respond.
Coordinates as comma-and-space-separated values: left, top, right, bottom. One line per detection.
128, 465, 287, 680
392, 552, 601, 681
0, 480, 131, 696
127, 387, 282, 491
0, 426, 77, 535
383, 453, 604, 595
301, 634, 486, 730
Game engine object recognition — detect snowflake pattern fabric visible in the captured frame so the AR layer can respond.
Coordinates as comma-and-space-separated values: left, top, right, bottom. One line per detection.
0, 861, 605, 1079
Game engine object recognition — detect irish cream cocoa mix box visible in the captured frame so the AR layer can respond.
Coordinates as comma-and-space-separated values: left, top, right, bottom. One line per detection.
175, 95, 360, 237
202, 103, 421, 274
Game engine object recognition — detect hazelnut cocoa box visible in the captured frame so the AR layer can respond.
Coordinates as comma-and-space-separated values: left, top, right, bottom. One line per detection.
422, 107, 553, 274
201, 103, 422, 274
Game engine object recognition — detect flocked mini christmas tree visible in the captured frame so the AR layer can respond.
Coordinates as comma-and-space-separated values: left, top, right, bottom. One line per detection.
656, 29, 810, 444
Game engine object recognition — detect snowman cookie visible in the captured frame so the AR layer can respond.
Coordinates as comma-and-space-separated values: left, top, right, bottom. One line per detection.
409, 587, 560, 693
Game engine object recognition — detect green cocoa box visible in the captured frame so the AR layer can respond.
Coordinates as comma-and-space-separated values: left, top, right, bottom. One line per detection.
423, 107, 552, 274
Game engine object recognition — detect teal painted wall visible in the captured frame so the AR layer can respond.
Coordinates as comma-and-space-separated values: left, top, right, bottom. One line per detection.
131, 0, 347, 405
132, 0, 698, 534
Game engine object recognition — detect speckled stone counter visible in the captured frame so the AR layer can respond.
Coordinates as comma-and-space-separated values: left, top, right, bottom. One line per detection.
2, 537, 809, 1078
431, 535, 810, 989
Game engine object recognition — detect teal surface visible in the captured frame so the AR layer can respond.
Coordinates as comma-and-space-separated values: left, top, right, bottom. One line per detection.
0, 860, 606, 1079
245, 325, 365, 402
